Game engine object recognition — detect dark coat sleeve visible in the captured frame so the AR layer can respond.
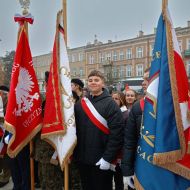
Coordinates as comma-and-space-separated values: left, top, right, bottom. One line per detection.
121, 101, 142, 176
102, 99, 124, 162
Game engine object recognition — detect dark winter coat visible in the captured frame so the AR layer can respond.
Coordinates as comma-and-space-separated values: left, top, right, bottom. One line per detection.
74, 89, 124, 165
121, 100, 143, 176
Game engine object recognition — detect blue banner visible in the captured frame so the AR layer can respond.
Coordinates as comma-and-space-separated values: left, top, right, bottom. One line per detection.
135, 14, 190, 190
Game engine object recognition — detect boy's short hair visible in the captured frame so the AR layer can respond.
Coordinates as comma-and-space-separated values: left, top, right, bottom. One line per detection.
88, 70, 105, 82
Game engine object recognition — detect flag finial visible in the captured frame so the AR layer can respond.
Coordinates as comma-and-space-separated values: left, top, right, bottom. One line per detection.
19, 0, 30, 15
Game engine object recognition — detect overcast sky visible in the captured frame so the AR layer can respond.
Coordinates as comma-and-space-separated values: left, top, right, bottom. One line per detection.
0, 0, 190, 57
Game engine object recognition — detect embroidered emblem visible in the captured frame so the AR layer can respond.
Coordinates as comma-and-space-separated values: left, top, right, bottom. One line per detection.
14, 67, 39, 116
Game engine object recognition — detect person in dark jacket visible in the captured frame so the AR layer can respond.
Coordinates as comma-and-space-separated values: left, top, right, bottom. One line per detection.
0, 86, 11, 188
112, 91, 128, 190
74, 70, 124, 190
121, 68, 150, 189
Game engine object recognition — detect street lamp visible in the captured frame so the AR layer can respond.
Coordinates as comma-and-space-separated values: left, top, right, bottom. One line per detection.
19, 0, 30, 15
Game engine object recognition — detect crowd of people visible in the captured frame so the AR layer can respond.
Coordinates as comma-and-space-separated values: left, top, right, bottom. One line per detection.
0, 68, 149, 190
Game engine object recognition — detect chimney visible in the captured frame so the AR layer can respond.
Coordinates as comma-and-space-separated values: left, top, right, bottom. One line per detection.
188, 21, 190, 27
138, 30, 144, 37
94, 34, 98, 45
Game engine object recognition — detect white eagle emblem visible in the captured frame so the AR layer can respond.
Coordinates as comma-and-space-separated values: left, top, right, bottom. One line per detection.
14, 67, 39, 116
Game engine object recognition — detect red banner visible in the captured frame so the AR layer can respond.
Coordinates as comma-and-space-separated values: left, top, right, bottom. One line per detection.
41, 11, 76, 170
41, 38, 65, 136
4, 28, 42, 157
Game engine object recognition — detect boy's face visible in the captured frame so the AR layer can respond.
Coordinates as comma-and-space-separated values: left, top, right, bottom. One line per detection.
88, 76, 104, 95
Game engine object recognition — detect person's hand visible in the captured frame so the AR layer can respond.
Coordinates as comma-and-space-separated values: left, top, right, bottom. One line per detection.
124, 176, 135, 189
96, 158, 110, 170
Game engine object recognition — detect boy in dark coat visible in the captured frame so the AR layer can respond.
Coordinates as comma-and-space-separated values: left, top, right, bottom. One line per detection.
74, 70, 124, 190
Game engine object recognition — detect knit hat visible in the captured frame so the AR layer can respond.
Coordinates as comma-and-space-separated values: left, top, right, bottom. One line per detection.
0, 85, 9, 93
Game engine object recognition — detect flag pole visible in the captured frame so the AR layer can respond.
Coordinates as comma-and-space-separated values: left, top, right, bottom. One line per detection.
18, 1, 35, 190
62, 1, 69, 190
63, 0, 67, 46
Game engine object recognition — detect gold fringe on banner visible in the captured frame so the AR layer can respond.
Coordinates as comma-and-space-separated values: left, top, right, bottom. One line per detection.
134, 175, 144, 190
187, 109, 190, 121
4, 121, 41, 158
187, 142, 190, 154
157, 162, 190, 180
153, 150, 182, 165
163, 4, 186, 158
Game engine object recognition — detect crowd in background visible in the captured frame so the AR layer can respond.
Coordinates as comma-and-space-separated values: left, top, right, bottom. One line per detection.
0, 68, 149, 190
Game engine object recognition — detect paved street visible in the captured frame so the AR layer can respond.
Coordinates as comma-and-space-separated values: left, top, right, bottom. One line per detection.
0, 178, 13, 190
0, 178, 129, 190
0, 178, 42, 190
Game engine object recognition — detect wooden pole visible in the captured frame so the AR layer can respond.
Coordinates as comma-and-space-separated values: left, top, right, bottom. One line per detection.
24, 21, 35, 190
162, 0, 168, 14
63, 0, 67, 46
21, 8, 35, 190
62, 1, 69, 190
29, 141, 35, 190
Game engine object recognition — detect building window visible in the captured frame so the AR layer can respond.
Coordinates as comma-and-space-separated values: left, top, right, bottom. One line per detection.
79, 53, 84, 62
187, 39, 190, 50
106, 52, 111, 61
126, 65, 132, 77
136, 64, 143, 76
186, 60, 190, 77
89, 55, 94, 64
126, 48, 132, 59
113, 67, 117, 78
79, 68, 84, 77
136, 47, 143, 58
178, 40, 182, 52
113, 51, 118, 61
120, 50, 124, 60
73, 69, 77, 76
72, 54, 76, 62
99, 53, 105, 63
149, 44, 154, 56
68, 55, 72, 62
120, 66, 125, 77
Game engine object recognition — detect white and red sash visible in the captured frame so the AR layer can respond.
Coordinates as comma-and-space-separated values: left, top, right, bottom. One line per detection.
81, 97, 110, 134
81, 97, 123, 171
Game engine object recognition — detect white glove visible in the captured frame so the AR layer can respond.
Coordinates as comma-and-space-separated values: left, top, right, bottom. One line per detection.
96, 158, 110, 170
124, 176, 135, 189
4, 134, 11, 144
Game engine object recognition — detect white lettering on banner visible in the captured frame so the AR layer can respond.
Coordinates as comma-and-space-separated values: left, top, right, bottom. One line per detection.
29, 61, 33, 66
65, 114, 75, 127
12, 63, 20, 74
23, 107, 42, 128
137, 145, 153, 163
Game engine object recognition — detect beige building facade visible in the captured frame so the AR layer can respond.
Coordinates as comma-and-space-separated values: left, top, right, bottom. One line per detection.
33, 21, 190, 92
